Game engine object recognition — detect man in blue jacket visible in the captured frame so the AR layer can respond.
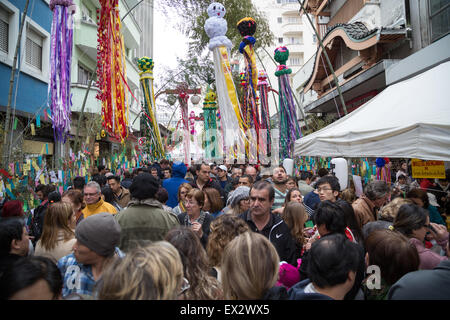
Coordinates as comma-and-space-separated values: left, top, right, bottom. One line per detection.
163, 161, 188, 208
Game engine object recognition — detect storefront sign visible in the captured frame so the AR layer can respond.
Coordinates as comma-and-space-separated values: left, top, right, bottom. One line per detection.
411, 159, 445, 179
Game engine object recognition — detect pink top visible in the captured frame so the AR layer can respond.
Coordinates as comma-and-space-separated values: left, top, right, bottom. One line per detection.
409, 237, 448, 270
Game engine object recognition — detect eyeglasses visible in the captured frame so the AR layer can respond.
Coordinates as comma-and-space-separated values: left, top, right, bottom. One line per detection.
84, 192, 99, 197
179, 277, 190, 296
316, 187, 333, 192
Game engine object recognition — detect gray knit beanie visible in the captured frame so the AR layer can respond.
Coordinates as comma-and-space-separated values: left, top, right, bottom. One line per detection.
75, 212, 121, 257
226, 186, 250, 207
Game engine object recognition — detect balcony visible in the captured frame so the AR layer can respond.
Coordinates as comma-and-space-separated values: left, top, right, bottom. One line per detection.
73, 20, 98, 61
70, 85, 101, 114
285, 43, 305, 53
282, 23, 304, 34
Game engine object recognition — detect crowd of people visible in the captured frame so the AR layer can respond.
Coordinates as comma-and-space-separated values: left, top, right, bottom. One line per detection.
0, 159, 449, 300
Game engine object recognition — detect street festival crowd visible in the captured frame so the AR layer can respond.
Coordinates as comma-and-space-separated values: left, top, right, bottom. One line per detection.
0, 158, 449, 300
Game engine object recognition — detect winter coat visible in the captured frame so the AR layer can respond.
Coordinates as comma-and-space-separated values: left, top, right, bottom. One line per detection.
352, 195, 378, 229
162, 162, 188, 208
178, 211, 213, 248
115, 198, 180, 252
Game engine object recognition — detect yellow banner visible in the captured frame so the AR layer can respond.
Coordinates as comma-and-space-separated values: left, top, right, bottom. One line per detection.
411, 158, 446, 179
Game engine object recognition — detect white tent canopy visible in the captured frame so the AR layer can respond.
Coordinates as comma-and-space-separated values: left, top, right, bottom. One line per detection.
294, 61, 450, 161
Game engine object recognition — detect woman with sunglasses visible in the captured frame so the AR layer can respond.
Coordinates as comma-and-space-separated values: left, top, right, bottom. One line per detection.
393, 203, 448, 270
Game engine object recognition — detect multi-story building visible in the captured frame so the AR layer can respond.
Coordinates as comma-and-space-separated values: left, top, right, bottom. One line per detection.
252, 0, 317, 117
70, 0, 142, 156
293, 0, 450, 120
0, 0, 54, 164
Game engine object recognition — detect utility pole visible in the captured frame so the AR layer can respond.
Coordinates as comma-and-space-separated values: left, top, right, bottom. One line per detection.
297, 0, 348, 115
2, 0, 30, 167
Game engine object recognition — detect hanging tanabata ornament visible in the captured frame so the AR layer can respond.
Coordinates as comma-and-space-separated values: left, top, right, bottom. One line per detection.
137, 57, 165, 161
96, 0, 129, 143
48, 0, 75, 141
203, 86, 219, 161
237, 17, 260, 164
204, 2, 247, 163
257, 69, 271, 163
274, 46, 302, 160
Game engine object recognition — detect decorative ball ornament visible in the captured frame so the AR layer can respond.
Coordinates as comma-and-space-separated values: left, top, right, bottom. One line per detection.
137, 56, 154, 73
101, 129, 106, 138
190, 94, 201, 105
236, 17, 256, 37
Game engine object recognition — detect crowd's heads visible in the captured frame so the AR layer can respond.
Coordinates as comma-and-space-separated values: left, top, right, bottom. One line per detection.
165, 226, 220, 299
244, 165, 258, 182
365, 229, 419, 285
282, 201, 308, 245
364, 180, 389, 206
249, 180, 275, 216
97, 241, 183, 300
300, 171, 313, 182
203, 188, 223, 213
155, 187, 169, 205
314, 200, 347, 236
84, 181, 102, 205
39, 202, 75, 251
61, 189, 85, 213
206, 215, 250, 267
48, 191, 61, 204
221, 232, 279, 300
393, 203, 429, 239
272, 166, 288, 185
0, 218, 28, 257
406, 188, 429, 208
72, 176, 85, 190
129, 173, 159, 200
177, 183, 193, 203
74, 212, 121, 258
35, 184, 50, 201
238, 174, 253, 187
316, 175, 341, 202
106, 175, 121, 193
0, 256, 62, 300
196, 163, 211, 183
284, 188, 303, 206
379, 197, 413, 222
1, 200, 24, 218
185, 189, 205, 211
307, 233, 360, 292
226, 186, 250, 208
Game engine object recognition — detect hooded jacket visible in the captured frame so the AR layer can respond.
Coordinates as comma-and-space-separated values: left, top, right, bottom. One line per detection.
115, 198, 179, 252
162, 162, 188, 208
238, 210, 298, 265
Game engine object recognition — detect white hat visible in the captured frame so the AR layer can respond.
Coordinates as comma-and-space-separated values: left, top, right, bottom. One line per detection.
427, 193, 439, 207
217, 165, 227, 172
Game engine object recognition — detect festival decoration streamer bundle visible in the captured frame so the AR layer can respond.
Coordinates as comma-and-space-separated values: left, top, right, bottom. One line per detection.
96, 0, 129, 143
237, 17, 260, 163
204, 2, 247, 163
274, 46, 302, 159
137, 57, 165, 161
178, 86, 190, 165
48, 0, 75, 141
203, 86, 220, 161
257, 69, 271, 163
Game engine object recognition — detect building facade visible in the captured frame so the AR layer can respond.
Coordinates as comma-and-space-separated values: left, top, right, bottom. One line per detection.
293, 0, 450, 120
251, 0, 317, 117
0, 0, 54, 164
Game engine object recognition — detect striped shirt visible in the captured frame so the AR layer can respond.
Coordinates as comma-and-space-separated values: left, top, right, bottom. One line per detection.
272, 187, 287, 211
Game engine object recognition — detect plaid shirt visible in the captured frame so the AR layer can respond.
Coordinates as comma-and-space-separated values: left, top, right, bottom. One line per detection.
57, 248, 124, 299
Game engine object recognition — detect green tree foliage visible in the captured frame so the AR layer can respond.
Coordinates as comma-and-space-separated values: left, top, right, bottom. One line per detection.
160, 0, 274, 56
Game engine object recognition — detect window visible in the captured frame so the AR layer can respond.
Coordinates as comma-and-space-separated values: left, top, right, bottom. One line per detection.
287, 16, 301, 24
290, 57, 302, 65
25, 27, 42, 70
78, 64, 95, 85
0, 7, 8, 54
429, 0, 450, 42
278, 37, 283, 44
277, 17, 282, 23
289, 37, 302, 44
